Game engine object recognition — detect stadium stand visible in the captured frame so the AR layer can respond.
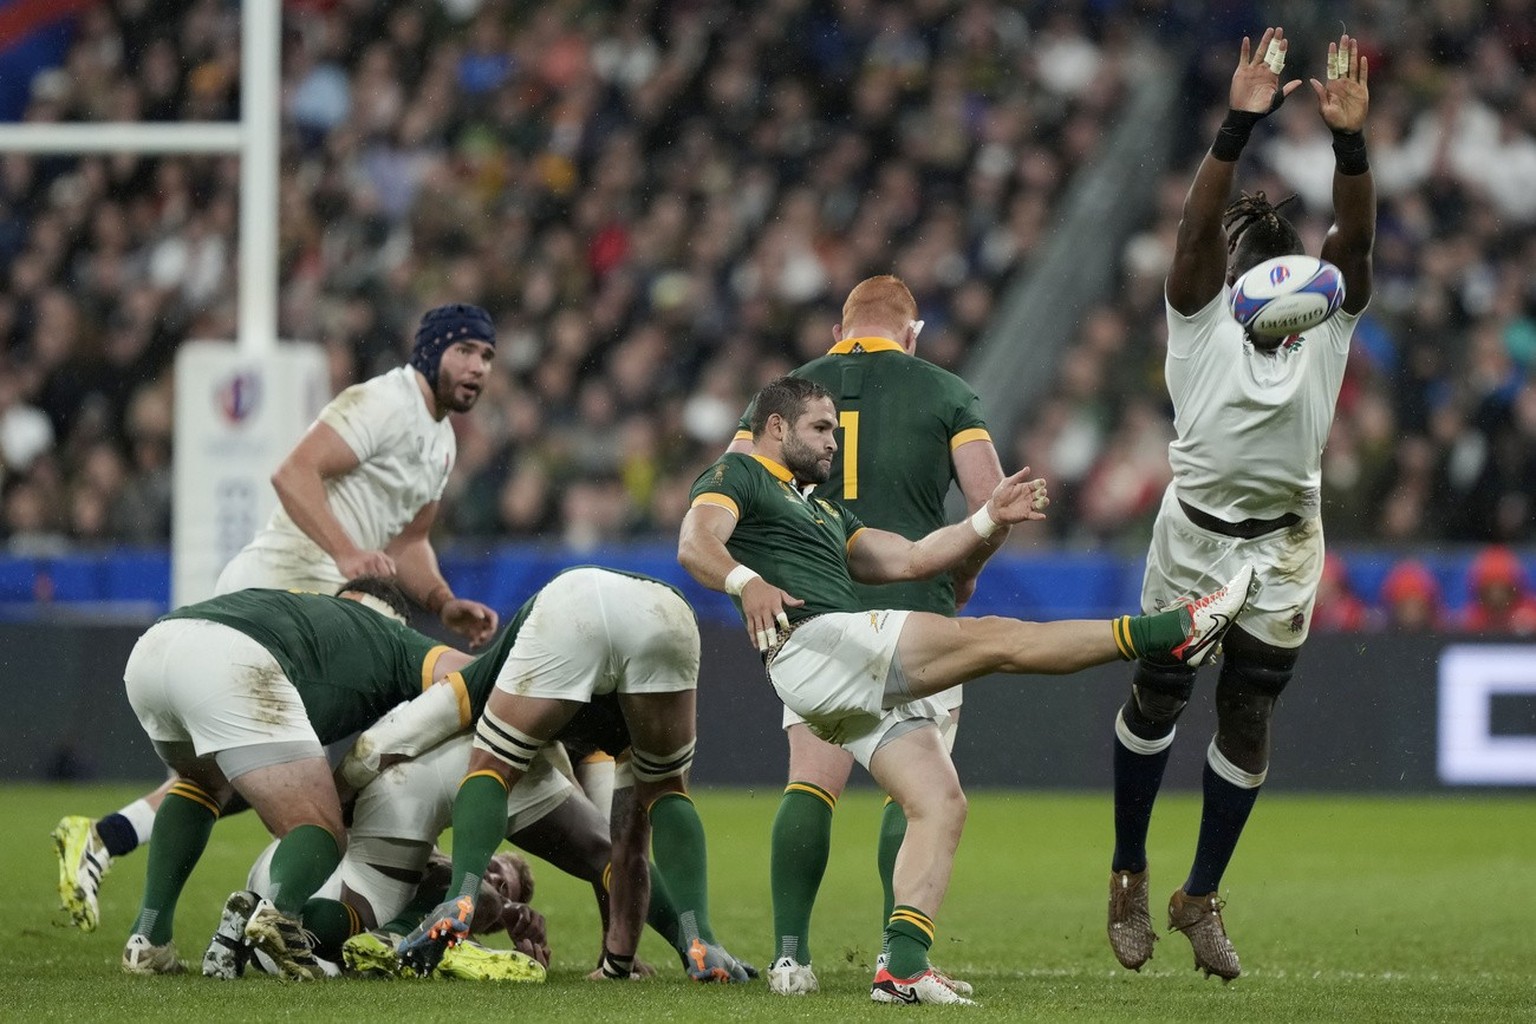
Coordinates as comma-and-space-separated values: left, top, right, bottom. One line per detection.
1, 0, 1533, 627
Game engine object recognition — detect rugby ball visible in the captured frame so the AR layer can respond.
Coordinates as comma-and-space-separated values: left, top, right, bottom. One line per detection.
1229, 255, 1345, 339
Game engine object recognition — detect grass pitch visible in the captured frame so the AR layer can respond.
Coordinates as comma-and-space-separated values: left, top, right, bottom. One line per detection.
3, 783, 1532, 1022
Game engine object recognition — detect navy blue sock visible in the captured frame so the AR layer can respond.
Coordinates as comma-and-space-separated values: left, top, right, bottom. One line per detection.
1184, 760, 1262, 896
1111, 704, 1174, 874
96, 813, 140, 857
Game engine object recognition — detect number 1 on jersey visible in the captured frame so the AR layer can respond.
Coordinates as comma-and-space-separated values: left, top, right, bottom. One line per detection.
840, 410, 859, 500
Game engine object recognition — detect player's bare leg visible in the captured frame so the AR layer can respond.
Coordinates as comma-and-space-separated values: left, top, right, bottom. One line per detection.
864, 725, 974, 1006
896, 566, 1254, 697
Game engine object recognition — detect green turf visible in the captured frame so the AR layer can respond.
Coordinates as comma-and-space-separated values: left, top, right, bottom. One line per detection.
4, 783, 1532, 1021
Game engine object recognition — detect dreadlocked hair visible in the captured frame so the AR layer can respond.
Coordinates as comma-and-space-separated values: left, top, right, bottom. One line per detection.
1223, 191, 1304, 275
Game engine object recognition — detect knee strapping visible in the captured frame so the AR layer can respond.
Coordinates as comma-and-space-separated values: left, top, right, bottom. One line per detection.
473, 708, 542, 772
1129, 657, 1194, 728
630, 739, 695, 782
1219, 644, 1297, 698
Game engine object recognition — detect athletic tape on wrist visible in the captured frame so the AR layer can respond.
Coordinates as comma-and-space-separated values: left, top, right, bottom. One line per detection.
724, 564, 761, 597
969, 504, 1000, 540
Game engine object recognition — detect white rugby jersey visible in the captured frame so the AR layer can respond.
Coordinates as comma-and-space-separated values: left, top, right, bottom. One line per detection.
1164, 288, 1360, 523
240, 366, 455, 587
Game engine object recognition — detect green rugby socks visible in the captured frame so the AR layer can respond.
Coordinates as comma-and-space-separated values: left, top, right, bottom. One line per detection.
649, 792, 717, 943
770, 782, 836, 963
130, 780, 219, 944
267, 823, 341, 916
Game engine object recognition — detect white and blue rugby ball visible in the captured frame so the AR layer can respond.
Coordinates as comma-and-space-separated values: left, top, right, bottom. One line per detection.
1229, 254, 1345, 339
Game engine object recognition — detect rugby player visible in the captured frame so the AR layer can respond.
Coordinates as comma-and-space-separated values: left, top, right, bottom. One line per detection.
726, 276, 1007, 996
680, 375, 1251, 1004
55, 303, 499, 932
1104, 29, 1376, 980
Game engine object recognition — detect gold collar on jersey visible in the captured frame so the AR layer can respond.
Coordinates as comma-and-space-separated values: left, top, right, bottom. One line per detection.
750, 454, 817, 499
827, 336, 906, 355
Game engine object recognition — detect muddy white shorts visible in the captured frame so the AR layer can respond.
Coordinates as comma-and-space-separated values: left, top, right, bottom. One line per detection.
491, 568, 700, 700
350, 734, 573, 846
124, 618, 319, 756
1143, 485, 1323, 650
768, 610, 946, 768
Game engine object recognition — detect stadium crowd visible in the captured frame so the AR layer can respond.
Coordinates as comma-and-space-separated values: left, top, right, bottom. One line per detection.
0, 0, 1533, 623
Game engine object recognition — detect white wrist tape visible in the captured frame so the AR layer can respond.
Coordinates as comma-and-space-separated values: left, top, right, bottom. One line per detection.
969, 504, 1000, 540
724, 565, 761, 597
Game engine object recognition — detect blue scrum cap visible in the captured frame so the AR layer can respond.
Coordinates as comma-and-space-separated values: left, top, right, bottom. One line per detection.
410, 304, 495, 385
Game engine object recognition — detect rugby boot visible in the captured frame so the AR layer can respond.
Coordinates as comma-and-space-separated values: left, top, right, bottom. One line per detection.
397, 896, 474, 977
1171, 564, 1255, 667
244, 898, 324, 981
1168, 888, 1241, 980
52, 815, 111, 932
202, 889, 258, 979
122, 935, 186, 976
870, 965, 977, 1006
1108, 868, 1157, 970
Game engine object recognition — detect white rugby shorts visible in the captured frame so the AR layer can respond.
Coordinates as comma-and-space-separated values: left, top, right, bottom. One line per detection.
124, 618, 319, 755
769, 610, 947, 768
1143, 485, 1323, 650
491, 568, 699, 700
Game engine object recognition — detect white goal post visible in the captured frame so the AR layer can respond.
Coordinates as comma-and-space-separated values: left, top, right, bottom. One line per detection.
0, 4, 330, 608
0, 1, 279, 355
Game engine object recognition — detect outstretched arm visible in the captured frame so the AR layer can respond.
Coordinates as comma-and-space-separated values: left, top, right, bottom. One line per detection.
1168, 27, 1303, 315
1312, 34, 1375, 314
847, 468, 1047, 584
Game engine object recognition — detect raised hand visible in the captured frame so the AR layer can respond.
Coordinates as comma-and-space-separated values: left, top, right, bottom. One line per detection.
1231, 27, 1302, 113
1309, 34, 1369, 132
986, 466, 1051, 526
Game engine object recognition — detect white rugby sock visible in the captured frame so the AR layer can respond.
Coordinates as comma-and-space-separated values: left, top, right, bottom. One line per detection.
119, 798, 158, 846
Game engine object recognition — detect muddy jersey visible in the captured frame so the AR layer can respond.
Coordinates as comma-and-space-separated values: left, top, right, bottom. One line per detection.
231, 366, 456, 591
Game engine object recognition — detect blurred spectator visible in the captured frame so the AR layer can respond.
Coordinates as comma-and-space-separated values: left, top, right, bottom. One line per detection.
1311, 553, 1375, 632
1459, 546, 1536, 635
0, 0, 1532, 572
1379, 559, 1445, 633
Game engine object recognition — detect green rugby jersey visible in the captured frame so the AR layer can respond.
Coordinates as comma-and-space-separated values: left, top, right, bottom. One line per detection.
453, 566, 690, 712
689, 452, 866, 624
162, 590, 450, 743
736, 336, 991, 614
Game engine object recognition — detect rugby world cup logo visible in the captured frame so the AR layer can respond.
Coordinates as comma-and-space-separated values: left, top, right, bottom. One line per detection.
1269, 264, 1291, 286
215, 370, 262, 425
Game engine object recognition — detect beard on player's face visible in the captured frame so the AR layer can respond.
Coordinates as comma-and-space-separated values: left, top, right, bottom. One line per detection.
781, 428, 831, 484
435, 365, 482, 413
